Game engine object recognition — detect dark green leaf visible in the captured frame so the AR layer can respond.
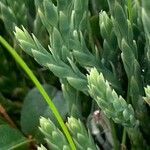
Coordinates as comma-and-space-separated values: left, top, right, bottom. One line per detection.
0, 125, 29, 150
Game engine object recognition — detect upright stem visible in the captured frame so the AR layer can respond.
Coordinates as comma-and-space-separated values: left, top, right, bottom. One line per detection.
121, 128, 127, 150
110, 120, 120, 150
127, 0, 132, 24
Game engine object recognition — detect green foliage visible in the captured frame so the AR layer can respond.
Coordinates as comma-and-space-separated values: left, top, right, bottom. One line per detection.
144, 85, 150, 106
0, 0, 150, 149
21, 84, 68, 142
142, 1, 150, 84
14, 26, 88, 92
39, 117, 97, 150
0, 0, 29, 37
39, 117, 70, 150
0, 125, 29, 150
66, 117, 98, 150
99, 11, 118, 66
87, 68, 138, 127
61, 82, 82, 118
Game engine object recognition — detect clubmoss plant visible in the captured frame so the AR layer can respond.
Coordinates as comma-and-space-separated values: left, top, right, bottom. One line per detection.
39, 117, 71, 150
87, 68, 138, 127
0, 0, 150, 149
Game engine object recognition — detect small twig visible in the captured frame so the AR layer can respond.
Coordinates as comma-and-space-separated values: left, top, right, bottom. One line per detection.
0, 104, 17, 128
28, 135, 37, 150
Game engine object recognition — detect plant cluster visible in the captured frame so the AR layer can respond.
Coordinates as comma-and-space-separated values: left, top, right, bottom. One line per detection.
0, 0, 150, 150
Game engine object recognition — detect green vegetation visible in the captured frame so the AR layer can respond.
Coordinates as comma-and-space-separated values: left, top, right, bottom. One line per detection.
0, 0, 150, 149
